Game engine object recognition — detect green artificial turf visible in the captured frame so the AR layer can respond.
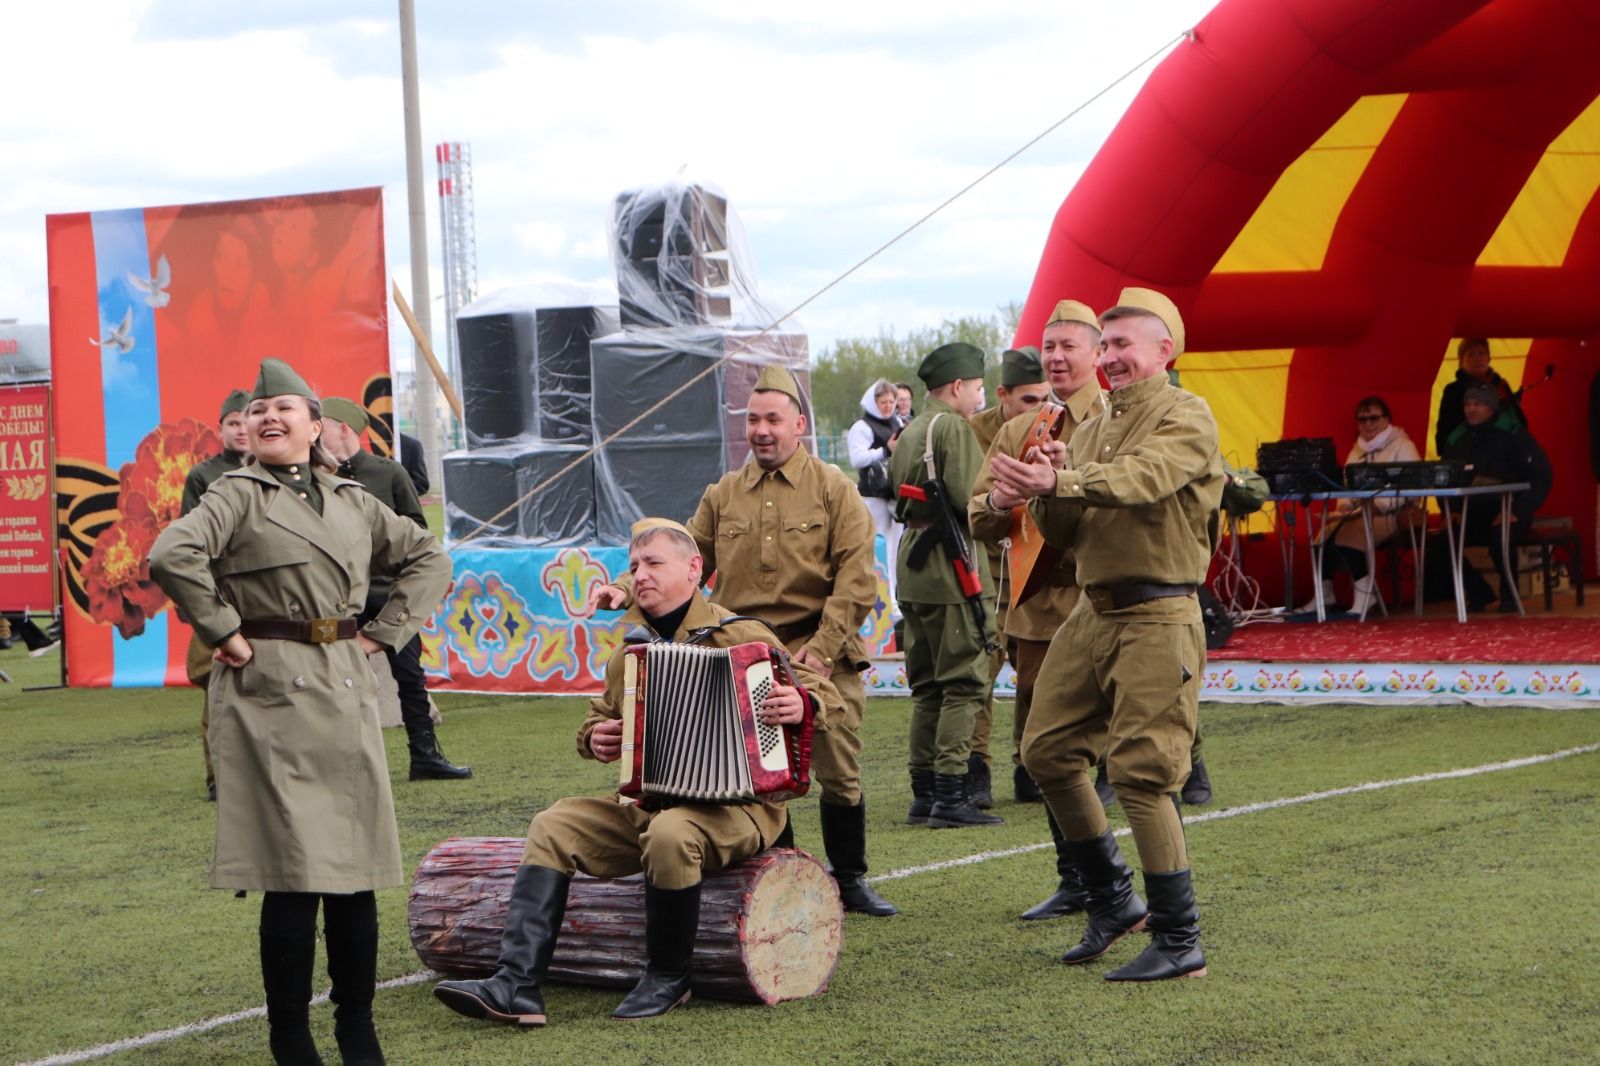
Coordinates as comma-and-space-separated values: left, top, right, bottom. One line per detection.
3, 684, 1597, 1064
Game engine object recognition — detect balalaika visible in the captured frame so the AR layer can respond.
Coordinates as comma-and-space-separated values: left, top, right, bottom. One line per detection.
618, 641, 814, 804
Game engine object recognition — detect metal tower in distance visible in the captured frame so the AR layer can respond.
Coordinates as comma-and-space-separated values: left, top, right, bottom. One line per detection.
436, 141, 478, 448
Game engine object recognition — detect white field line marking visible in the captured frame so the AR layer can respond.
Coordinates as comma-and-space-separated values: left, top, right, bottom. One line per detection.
19, 742, 1597, 1065
19, 972, 435, 1066
868, 742, 1599, 883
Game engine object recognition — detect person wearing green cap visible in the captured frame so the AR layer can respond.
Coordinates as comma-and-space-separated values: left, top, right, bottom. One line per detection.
991, 287, 1221, 982
178, 387, 253, 801
150, 357, 453, 1064
588, 366, 895, 916
964, 346, 1050, 809
322, 396, 471, 782
890, 341, 1001, 830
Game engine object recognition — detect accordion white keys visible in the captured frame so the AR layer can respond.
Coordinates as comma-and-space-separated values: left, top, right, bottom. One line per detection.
618, 641, 814, 803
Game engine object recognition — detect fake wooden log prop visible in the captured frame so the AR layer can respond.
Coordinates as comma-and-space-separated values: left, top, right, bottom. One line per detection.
408, 836, 843, 1005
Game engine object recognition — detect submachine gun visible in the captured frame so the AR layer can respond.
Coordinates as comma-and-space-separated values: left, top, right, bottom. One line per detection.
896, 414, 998, 653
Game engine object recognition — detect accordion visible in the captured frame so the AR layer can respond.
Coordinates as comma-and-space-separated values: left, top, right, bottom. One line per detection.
618, 641, 814, 804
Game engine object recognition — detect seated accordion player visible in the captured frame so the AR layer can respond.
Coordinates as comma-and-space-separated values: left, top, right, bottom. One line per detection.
618, 641, 815, 803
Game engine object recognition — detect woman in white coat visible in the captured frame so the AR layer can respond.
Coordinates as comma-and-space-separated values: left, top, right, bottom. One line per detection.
846, 379, 904, 614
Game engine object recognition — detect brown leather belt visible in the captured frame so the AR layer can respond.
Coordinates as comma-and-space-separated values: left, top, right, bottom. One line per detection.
239, 618, 358, 644
1084, 583, 1197, 612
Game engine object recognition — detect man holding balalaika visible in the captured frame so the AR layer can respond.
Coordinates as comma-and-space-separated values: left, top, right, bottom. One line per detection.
434, 517, 841, 1027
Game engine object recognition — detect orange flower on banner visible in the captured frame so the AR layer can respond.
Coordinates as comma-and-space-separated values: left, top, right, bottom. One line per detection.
587, 621, 629, 678
120, 418, 221, 529
83, 513, 166, 638
527, 620, 580, 682
541, 548, 610, 618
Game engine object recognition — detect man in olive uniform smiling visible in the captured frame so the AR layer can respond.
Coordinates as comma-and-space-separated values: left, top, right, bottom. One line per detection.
991, 288, 1222, 982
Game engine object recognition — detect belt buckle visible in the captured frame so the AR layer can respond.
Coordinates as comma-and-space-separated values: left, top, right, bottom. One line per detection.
309, 618, 339, 644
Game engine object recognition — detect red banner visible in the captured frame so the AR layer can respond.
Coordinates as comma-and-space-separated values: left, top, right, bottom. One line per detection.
47, 188, 391, 687
0, 384, 54, 611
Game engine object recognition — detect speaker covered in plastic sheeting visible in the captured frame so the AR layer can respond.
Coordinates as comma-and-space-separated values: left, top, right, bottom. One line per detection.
589, 328, 811, 445
443, 442, 595, 546
455, 285, 619, 447
609, 180, 780, 331
594, 439, 725, 545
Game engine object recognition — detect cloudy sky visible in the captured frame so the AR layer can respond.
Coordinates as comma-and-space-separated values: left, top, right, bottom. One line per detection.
3, 0, 1217, 368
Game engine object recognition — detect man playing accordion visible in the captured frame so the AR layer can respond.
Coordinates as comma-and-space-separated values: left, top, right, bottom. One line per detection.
434, 517, 841, 1027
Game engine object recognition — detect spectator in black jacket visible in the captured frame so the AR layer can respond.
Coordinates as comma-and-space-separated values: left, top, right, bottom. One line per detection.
1440, 383, 1552, 612
398, 430, 429, 496
1435, 338, 1527, 454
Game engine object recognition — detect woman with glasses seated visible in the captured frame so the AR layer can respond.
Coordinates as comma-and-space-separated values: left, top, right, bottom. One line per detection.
1301, 396, 1421, 615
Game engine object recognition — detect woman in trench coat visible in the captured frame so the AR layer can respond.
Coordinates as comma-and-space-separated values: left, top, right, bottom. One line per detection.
150, 358, 451, 1066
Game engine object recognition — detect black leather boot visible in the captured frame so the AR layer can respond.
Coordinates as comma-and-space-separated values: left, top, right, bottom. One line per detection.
261, 931, 324, 1065
325, 906, 385, 1065
1093, 758, 1117, 808
1013, 763, 1043, 803
1180, 757, 1213, 806
927, 772, 1004, 828
1019, 808, 1089, 920
434, 865, 570, 1026
820, 801, 897, 916
1059, 831, 1147, 964
612, 882, 701, 1019
1104, 868, 1206, 981
906, 769, 935, 825
966, 752, 994, 809
406, 723, 472, 781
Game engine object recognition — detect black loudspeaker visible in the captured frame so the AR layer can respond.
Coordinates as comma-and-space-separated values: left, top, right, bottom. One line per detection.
443, 443, 596, 545
456, 312, 534, 445
594, 439, 724, 544
533, 305, 618, 442
456, 302, 618, 447
588, 329, 810, 448
613, 184, 732, 329
443, 449, 523, 541
589, 334, 726, 441
1198, 587, 1234, 650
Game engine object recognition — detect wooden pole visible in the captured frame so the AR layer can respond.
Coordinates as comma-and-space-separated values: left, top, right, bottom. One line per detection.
392, 281, 464, 423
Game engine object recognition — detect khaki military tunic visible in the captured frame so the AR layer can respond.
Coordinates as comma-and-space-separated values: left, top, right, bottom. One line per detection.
968, 381, 1106, 764
522, 594, 842, 889
965, 404, 1010, 764
179, 448, 247, 786
149, 463, 452, 892
608, 449, 877, 804
1019, 374, 1223, 794
889, 396, 994, 775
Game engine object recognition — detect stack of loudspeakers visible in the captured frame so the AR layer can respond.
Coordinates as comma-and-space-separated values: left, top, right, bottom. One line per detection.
594, 182, 812, 544
443, 297, 619, 544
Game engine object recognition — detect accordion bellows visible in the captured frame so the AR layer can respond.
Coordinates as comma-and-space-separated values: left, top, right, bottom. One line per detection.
619, 641, 813, 803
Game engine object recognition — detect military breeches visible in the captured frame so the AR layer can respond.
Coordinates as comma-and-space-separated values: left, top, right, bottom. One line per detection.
521, 796, 769, 890
810, 665, 866, 806
1020, 599, 1203, 795
186, 633, 215, 788
1010, 636, 1050, 767
970, 639, 1011, 764
901, 599, 989, 775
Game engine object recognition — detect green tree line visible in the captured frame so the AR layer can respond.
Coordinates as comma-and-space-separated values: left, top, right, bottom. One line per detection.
807, 303, 1022, 437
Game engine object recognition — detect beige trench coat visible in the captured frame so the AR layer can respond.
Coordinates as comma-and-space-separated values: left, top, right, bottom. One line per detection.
149, 464, 451, 893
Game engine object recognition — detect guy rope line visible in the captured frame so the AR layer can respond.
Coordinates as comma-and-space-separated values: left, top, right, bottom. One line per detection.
446, 30, 1187, 549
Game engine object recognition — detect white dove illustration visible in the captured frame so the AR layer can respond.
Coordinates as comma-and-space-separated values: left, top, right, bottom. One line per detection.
127, 254, 171, 308
91, 308, 135, 353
